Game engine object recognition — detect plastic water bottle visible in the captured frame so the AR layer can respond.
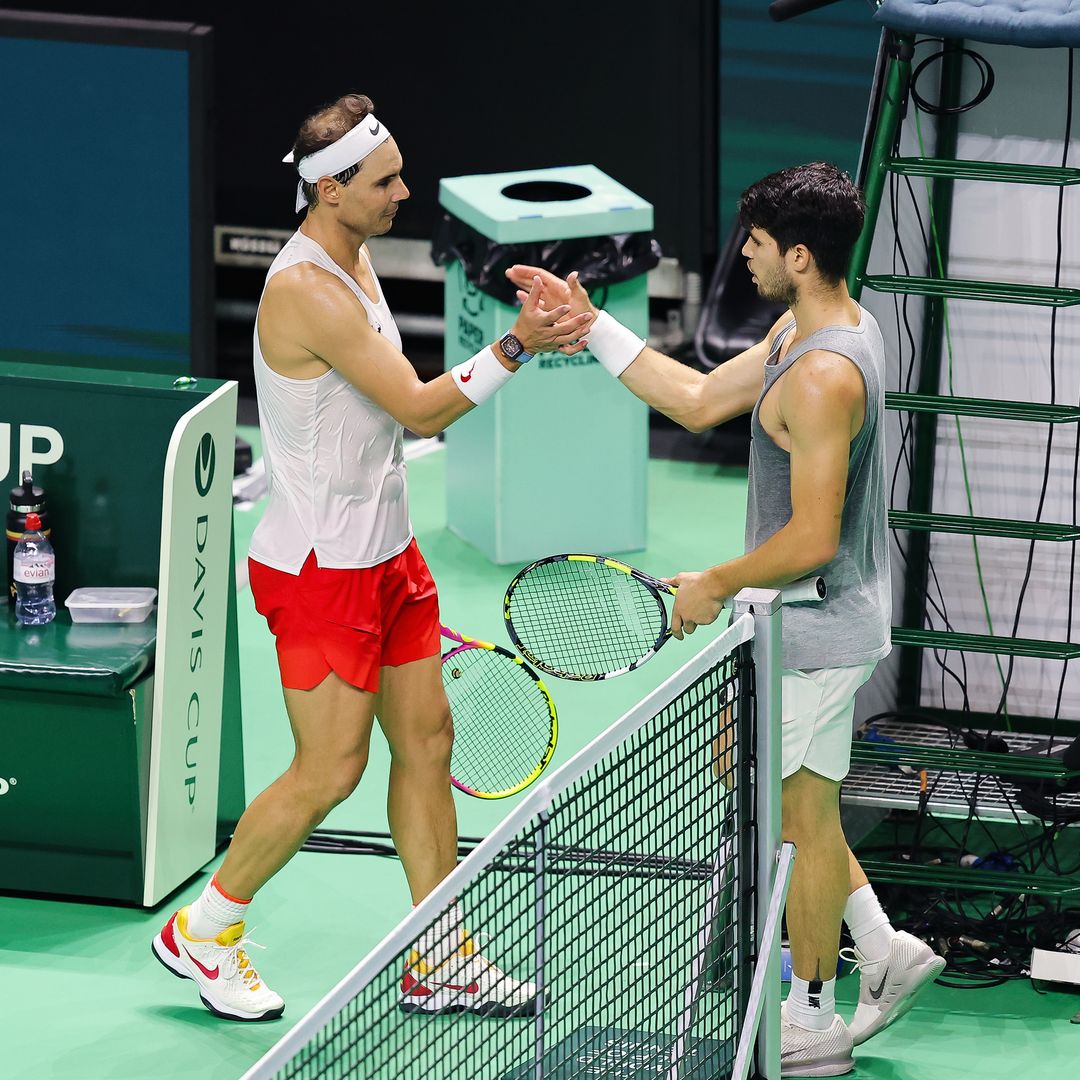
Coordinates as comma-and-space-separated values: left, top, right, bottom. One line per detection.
7, 470, 49, 606
14, 512, 56, 626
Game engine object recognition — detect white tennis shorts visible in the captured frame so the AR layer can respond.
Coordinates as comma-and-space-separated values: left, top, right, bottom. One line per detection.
781, 662, 877, 782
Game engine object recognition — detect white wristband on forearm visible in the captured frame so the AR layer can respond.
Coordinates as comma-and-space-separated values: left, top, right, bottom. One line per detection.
587, 310, 646, 378
451, 346, 515, 405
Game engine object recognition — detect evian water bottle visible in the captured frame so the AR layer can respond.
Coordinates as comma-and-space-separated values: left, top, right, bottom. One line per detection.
14, 512, 55, 626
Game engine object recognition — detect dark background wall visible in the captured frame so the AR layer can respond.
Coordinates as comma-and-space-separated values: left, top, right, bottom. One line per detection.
5, 1, 883, 398
6, 0, 885, 272
719, 0, 881, 236
8, 1, 722, 274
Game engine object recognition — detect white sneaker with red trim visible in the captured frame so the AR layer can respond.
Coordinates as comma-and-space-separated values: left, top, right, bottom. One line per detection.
152, 906, 285, 1022
399, 932, 538, 1017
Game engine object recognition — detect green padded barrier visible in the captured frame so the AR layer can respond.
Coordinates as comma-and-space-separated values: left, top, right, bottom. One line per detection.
0, 612, 156, 696
0, 365, 244, 904
0, 678, 154, 901
0, 361, 203, 602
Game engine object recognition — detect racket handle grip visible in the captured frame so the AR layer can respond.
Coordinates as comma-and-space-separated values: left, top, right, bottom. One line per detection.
780, 575, 826, 604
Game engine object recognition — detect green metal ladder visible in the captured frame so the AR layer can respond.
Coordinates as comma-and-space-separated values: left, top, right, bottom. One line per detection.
844, 34, 1080, 841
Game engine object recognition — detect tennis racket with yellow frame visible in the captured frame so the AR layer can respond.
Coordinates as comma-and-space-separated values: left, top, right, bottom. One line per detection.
440, 625, 558, 799
503, 554, 825, 681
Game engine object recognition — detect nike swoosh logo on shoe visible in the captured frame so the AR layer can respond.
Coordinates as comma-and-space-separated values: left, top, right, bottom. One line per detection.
183, 947, 220, 980
868, 970, 890, 1000
401, 970, 479, 995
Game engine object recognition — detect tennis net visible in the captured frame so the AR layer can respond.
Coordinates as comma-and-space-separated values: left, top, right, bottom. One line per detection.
242, 600, 787, 1080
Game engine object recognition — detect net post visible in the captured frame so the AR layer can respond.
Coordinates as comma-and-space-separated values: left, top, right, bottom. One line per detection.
533, 809, 549, 1078
732, 588, 783, 1080
731, 842, 796, 1080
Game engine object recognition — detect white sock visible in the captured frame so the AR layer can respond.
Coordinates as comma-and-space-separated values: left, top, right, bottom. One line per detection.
844, 883, 897, 963
786, 974, 836, 1031
414, 902, 466, 968
186, 874, 251, 939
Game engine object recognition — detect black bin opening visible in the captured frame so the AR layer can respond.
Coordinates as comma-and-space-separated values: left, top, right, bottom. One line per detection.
500, 180, 592, 203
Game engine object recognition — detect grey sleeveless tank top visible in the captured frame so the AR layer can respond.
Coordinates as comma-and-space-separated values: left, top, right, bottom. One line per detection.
745, 304, 892, 670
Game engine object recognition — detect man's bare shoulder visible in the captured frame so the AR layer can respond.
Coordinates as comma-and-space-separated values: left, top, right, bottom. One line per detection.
258, 264, 375, 375
263, 261, 353, 308
261, 264, 372, 347
791, 347, 864, 379
784, 348, 865, 408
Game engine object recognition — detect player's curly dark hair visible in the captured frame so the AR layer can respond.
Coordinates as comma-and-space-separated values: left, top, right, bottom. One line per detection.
738, 162, 864, 285
291, 93, 375, 210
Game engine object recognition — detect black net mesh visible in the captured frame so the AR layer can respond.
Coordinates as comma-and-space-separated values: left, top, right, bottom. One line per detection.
507, 559, 668, 679
260, 641, 754, 1080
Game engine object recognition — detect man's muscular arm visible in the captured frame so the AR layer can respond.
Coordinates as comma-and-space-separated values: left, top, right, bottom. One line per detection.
667, 350, 865, 637
258, 267, 589, 437
505, 264, 791, 431
617, 314, 788, 431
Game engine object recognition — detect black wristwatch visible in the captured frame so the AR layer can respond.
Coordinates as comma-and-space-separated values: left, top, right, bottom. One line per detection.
498, 330, 533, 364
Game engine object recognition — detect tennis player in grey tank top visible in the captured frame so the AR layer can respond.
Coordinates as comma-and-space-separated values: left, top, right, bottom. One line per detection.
747, 311, 891, 672
508, 162, 944, 1075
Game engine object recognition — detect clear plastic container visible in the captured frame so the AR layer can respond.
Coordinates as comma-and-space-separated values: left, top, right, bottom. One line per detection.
65, 587, 157, 624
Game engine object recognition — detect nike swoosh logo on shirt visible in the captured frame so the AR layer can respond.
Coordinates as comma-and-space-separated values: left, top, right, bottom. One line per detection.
868, 971, 889, 1000
184, 947, 220, 980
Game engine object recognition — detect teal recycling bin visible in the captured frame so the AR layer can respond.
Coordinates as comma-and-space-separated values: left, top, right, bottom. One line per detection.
439, 165, 652, 565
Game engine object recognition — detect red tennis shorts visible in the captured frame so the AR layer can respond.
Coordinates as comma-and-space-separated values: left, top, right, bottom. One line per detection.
248, 540, 441, 693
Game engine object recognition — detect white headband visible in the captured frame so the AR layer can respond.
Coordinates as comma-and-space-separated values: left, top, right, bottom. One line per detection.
282, 116, 392, 213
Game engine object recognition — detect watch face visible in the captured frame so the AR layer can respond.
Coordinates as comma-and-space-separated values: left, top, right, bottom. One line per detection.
500, 332, 523, 359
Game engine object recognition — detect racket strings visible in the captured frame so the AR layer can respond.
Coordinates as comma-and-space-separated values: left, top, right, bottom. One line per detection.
508, 560, 664, 676
443, 646, 554, 793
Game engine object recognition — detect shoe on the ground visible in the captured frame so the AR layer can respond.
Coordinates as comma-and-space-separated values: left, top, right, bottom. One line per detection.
780, 1001, 854, 1077
844, 930, 945, 1045
152, 906, 285, 1022
400, 931, 538, 1017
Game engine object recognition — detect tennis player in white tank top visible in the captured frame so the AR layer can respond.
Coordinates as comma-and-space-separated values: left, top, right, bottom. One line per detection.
152, 93, 592, 1023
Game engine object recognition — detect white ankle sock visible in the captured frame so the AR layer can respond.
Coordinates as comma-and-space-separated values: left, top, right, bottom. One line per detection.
844, 883, 897, 963
786, 974, 836, 1031
186, 874, 251, 939
414, 902, 466, 968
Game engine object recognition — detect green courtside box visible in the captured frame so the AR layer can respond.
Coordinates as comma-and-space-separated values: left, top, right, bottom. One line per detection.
0, 364, 245, 906
438, 165, 653, 564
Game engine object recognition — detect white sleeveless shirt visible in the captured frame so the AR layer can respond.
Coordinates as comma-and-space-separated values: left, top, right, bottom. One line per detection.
248, 231, 413, 573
